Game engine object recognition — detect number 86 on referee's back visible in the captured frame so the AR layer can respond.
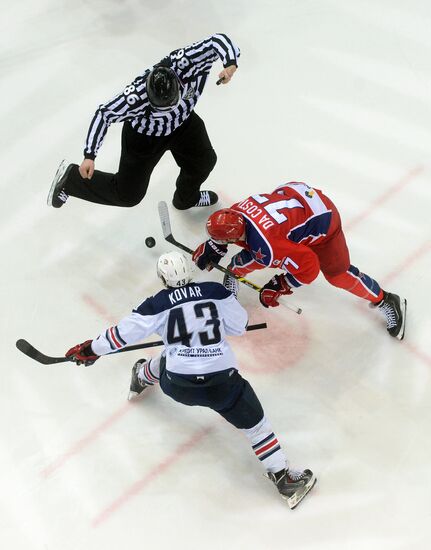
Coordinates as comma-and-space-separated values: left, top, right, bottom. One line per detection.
123, 84, 140, 106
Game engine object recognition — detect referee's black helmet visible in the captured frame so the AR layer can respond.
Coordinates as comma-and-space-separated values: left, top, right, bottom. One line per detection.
146, 67, 180, 110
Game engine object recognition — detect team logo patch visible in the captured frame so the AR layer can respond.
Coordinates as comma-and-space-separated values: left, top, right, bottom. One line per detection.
183, 86, 194, 100
252, 247, 267, 262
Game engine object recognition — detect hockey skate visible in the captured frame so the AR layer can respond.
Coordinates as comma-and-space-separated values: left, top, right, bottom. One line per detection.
128, 359, 149, 400
372, 291, 407, 340
265, 468, 316, 509
173, 190, 219, 210
47, 160, 71, 208
223, 272, 239, 298
194, 190, 218, 207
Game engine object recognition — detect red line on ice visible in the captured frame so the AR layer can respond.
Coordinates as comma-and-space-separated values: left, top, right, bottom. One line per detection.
380, 238, 431, 286
41, 402, 133, 478
92, 425, 213, 527
343, 166, 423, 231
81, 293, 118, 325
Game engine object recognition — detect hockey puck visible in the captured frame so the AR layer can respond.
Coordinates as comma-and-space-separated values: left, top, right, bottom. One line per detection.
145, 237, 156, 248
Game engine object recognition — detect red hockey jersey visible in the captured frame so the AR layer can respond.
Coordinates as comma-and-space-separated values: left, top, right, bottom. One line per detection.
229, 182, 339, 286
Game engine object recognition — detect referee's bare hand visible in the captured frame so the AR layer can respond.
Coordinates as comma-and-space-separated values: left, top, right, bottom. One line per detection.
217, 65, 237, 85
79, 159, 95, 179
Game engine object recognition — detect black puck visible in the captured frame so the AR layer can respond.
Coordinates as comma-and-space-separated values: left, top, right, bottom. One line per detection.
145, 237, 156, 248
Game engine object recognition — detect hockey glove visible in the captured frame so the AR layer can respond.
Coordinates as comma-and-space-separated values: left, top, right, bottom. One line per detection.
259, 274, 293, 308
192, 239, 228, 271
66, 339, 99, 366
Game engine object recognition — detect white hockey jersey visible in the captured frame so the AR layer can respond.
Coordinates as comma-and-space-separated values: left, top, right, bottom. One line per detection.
91, 282, 248, 375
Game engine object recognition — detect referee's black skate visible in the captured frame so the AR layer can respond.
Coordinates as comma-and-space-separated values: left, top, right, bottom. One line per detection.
265, 468, 316, 509
47, 160, 71, 208
128, 358, 149, 400
173, 190, 219, 210
372, 291, 407, 340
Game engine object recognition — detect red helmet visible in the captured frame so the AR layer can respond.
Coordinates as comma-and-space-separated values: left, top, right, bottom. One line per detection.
206, 209, 245, 243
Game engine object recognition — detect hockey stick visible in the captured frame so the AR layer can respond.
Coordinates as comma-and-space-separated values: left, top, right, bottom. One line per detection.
15, 323, 267, 366
158, 201, 302, 314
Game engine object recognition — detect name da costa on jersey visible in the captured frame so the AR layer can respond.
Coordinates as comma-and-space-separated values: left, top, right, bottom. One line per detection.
235, 197, 275, 230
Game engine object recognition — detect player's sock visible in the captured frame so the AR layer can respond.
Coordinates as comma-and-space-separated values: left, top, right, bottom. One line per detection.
325, 264, 382, 301
242, 416, 287, 473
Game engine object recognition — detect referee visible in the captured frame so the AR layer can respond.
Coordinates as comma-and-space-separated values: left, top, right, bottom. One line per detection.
48, 33, 240, 211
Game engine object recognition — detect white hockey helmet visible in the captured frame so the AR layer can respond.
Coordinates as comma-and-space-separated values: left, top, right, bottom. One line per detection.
157, 251, 194, 288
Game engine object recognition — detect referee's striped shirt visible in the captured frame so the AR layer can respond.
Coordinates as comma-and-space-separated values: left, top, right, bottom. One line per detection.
83, 33, 240, 159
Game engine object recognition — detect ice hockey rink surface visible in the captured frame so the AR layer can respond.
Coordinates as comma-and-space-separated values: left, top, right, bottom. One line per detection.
2, 1, 431, 549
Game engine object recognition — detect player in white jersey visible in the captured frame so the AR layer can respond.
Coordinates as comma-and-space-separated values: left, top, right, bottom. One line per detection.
65, 251, 316, 508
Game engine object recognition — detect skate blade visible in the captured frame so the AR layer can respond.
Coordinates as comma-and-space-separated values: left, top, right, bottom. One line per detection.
47, 160, 67, 206
396, 298, 407, 341
128, 389, 142, 401
128, 386, 148, 401
283, 473, 317, 510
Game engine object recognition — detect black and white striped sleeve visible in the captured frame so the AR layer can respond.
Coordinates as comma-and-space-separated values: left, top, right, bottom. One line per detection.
83, 71, 151, 159
210, 33, 240, 67
171, 33, 240, 81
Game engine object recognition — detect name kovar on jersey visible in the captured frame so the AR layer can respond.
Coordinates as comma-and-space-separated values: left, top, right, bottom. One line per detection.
91, 282, 248, 376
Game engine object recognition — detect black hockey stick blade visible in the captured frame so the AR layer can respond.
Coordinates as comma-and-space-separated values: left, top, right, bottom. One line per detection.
15, 338, 166, 366
16, 323, 267, 366
157, 201, 302, 314
16, 339, 70, 365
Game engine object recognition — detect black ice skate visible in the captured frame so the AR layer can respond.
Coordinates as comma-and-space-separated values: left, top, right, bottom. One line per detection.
194, 190, 218, 207
47, 160, 71, 208
173, 190, 219, 210
372, 291, 407, 340
265, 468, 316, 509
128, 359, 149, 401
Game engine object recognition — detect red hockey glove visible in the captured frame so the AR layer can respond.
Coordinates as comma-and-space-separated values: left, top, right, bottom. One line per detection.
66, 339, 99, 366
259, 274, 293, 308
192, 239, 228, 271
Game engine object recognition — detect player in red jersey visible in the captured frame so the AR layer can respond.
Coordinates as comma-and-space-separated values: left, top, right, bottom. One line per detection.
192, 181, 407, 340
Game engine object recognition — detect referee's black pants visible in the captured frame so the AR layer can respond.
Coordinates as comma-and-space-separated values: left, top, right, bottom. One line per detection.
159, 367, 265, 430
64, 112, 217, 209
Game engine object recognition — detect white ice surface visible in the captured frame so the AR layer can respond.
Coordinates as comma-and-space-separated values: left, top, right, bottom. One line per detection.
1, 1, 431, 549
